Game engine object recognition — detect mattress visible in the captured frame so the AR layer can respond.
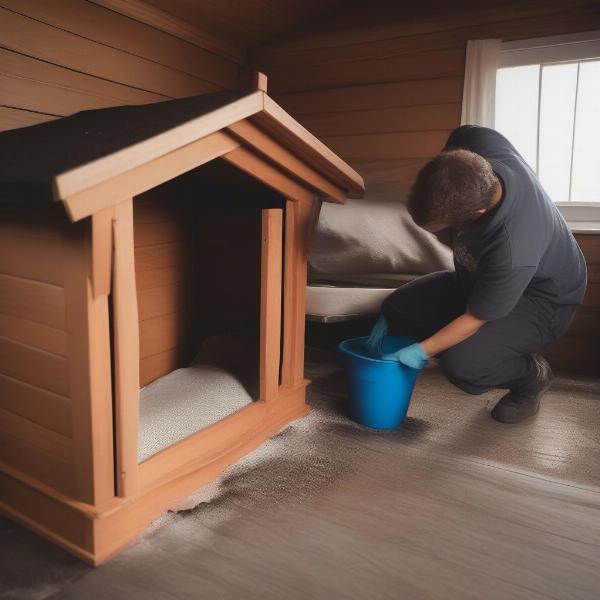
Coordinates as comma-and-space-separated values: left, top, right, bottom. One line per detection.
138, 364, 253, 462
306, 284, 395, 323
309, 197, 453, 277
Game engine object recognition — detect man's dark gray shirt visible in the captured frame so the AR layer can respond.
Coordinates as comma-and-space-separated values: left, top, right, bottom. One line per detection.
442, 125, 587, 321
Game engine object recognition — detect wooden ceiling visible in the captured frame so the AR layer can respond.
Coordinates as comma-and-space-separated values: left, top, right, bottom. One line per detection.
143, 0, 347, 48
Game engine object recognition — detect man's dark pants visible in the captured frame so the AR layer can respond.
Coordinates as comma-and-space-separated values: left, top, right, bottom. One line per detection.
381, 271, 577, 394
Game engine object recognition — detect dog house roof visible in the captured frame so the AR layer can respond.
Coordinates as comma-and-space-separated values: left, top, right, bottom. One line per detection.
0, 89, 364, 222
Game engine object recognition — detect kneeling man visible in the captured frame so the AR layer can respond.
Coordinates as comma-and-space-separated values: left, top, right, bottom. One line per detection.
367, 125, 587, 423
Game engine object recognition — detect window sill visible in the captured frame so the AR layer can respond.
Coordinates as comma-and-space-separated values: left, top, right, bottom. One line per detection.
557, 204, 600, 234
568, 221, 600, 235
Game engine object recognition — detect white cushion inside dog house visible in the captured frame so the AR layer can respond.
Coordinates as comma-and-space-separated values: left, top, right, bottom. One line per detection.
138, 364, 253, 462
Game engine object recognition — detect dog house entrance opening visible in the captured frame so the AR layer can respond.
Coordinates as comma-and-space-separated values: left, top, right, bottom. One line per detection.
128, 159, 285, 463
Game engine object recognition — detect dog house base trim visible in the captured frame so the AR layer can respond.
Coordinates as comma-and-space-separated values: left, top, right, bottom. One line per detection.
0, 382, 309, 566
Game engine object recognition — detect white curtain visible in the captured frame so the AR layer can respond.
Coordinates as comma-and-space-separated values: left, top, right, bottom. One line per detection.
460, 39, 501, 127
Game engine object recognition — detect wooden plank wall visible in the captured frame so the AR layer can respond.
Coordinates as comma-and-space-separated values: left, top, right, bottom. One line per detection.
543, 235, 600, 375
254, 0, 600, 198
0, 205, 75, 494
134, 192, 194, 387
0, 0, 243, 132
252, 0, 600, 375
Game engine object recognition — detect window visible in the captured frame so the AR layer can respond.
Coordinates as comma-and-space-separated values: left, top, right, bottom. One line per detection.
495, 31, 600, 228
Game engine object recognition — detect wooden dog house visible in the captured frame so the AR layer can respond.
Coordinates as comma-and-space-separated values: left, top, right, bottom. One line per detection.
0, 79, 364, 565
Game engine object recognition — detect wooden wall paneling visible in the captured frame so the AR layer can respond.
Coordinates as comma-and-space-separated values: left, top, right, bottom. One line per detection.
0, 407, 74, 494
112, 199, 140, 496
134, 194, 193, 385
0, 407, 71, 466
0, 7, 221, 98
323, 130, 452, 162
266, 47, 466, 94
0, 373, 71, 437
543, 337, 600, 376
0, 0, 239, 90
140, 348, 181, 388
0, 48, 166, 118
256, 4, 600, 71
0, 314, 66, 357
0, 204, 66, 240
89, 0, 245, 65
135, 265, 187, 292
0, 106, 56, 132
139, 312, 189, 361
134, 241, 188, 274
581, 283, 600, 308
134, 218, 186, 248
63, 219, 115, 505
191, 207, 263, 349
137, 281, 190, 322
259, 209, 283, 402
0, 336, 69, 397
355, 158, 428, 197
253, 0, 600, 61
0, 229, 64, 285
299, 103, 462, 137
275, 77, 464, 116
543, 234, 600, 375
0, 206, 75, 493
253, 0, 600, 207
564, 307, 600, 338
0, 273, 65, 330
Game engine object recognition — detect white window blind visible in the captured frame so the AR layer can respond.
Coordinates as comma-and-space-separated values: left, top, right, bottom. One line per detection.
495, 31, 600, 225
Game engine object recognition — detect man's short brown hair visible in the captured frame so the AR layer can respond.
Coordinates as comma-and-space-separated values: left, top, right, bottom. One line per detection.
407, 149, 498, 227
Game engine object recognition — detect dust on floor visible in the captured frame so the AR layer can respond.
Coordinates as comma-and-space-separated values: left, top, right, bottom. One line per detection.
1, 350, 599, 600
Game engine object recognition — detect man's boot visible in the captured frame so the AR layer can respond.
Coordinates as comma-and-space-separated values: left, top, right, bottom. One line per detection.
491, 354, 553, 424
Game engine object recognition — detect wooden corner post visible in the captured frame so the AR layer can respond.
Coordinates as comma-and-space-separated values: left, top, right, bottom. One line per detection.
112, 199, 140, 497
260, 209, 283, 403
281, 198, 321, 389
64, 211, 115, 505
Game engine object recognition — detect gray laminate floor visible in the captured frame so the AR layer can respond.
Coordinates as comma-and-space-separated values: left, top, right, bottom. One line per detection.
1, 349, 599, 600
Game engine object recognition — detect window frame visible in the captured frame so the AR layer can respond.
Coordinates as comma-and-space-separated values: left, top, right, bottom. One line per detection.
497, 30, 600, 232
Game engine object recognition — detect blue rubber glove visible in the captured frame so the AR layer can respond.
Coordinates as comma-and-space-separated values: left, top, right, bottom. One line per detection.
365, 314, 388, 358
382, 343, 428, 370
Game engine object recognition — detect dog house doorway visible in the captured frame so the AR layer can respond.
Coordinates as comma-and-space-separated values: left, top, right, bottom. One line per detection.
110, 158, 286, 494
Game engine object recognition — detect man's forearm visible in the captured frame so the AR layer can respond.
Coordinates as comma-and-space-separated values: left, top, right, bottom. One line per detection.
420, 312, 486, 357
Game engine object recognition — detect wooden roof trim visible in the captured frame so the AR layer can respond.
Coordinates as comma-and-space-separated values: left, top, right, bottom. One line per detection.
255, 94, 364, 197
53, 89, 364, 216
53, 91, 263, 203
223, 146, 313, 204
227, 119, 347, 203
63, 131, 240, 222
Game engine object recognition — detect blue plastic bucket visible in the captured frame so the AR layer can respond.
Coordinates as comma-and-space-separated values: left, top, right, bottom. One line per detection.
338, 336, 420, 429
